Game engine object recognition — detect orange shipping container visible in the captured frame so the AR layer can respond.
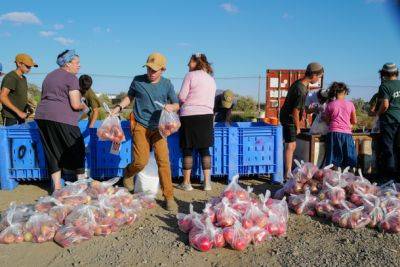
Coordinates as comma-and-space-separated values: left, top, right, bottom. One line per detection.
265, 69, 324, 128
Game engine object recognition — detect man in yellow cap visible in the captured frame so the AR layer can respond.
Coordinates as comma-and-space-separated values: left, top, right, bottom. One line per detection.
214, 89, 236, 124
112, 52, 179, 212
0, 53, 38, 126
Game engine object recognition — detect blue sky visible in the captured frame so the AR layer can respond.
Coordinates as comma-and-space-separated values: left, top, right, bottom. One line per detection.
0, 0, 399, 102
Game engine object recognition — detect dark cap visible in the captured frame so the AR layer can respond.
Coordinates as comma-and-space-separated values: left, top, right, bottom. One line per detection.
381, 63, 398, 73
306, 62, 324, 73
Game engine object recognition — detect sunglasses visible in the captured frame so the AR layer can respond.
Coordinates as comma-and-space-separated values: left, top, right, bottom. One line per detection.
21, 63, 32, 69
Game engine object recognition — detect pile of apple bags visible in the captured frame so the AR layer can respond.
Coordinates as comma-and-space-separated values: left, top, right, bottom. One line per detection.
0, 178, 155, 247
275, 160, 400, 233
177, 177, 288, 252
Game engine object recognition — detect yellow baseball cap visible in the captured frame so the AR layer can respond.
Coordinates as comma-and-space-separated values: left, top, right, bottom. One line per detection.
144, 52, 166, 71
15, 53, 38, 67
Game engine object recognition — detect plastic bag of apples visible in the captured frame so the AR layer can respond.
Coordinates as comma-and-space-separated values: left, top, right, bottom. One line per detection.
97, 103, 126, 143
155, 101, 181, 138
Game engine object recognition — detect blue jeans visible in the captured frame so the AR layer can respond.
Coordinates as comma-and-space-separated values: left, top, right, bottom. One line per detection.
325, 132, 357, 168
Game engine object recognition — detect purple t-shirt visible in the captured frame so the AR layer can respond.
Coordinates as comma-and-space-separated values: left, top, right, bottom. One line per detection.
325, 99, 355, 134
35, 68, 80, 126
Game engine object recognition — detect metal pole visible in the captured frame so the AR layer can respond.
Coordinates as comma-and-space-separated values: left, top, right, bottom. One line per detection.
257, 75, 261, 114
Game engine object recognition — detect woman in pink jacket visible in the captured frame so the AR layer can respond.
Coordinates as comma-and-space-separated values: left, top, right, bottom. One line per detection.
177, 54, 217, 191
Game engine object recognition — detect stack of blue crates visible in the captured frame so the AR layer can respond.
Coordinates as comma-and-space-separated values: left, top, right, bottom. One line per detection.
0, 121, 283, 190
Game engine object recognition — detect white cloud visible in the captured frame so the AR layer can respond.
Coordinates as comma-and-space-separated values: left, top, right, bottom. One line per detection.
106, 27, 111, 33
39, 31, 56, 37
282, 12, 293, 20
220, 3, 239, 14
365, 0, 385, 3
54, 37, 74, 46
67, 19, 74, 24
54, 24, 64, 30
0, 12, 41, 25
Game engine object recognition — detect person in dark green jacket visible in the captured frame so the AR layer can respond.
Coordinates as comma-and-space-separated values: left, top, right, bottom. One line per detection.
373, 63, 400, 181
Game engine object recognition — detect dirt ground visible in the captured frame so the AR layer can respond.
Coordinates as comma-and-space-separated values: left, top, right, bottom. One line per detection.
1, 177, 400, 267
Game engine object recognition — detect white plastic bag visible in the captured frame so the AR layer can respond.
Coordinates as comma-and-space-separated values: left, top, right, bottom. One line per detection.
155, 101, 181, 138
97, 103, 126, 143
310, 113, 328, 135
134, 152, 160, 198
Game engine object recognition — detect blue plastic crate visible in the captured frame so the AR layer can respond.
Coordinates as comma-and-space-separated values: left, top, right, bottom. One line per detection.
89, 121, 183, 179
89, 121, 283, 183
236, 122, 283, 182
186, 123, 283, 183
89, 120, 132, 178
0, 121, 93, 190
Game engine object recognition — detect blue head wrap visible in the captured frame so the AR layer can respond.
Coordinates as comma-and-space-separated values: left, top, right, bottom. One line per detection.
57, 49, 78, 67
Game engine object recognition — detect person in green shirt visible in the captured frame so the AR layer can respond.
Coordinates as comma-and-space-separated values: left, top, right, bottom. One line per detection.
79, 74, 101, 128
0, 54, 38, 126
373, 63, 400, 181
279, 62, 324, 180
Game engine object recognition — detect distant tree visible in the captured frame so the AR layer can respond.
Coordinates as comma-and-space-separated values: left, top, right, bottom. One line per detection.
28, 83, 41, 105
351, 98, 374, 129
116, 92, 127, 100
98, 94, 112, 106
233, 95, 257, 120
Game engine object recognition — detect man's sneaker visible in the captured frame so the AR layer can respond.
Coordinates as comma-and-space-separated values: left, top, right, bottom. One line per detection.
165, 199, 178, 212
177, 183, 193, 191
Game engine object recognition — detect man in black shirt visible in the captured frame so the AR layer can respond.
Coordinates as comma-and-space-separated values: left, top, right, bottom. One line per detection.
280, 62, 324, 179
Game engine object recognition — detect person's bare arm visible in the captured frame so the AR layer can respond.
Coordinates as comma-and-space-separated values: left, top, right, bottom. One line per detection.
376, 99, 389, 116
0, 87, 27, 119
111, 95, 133, 115
292, 108, 301, 134
89, 107, 99, 128
69, 90, 87, 111
350, 110, 357, 125
164, 103, 180, 112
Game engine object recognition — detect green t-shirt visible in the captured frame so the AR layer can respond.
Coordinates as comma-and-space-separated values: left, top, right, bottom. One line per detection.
0, 71, 28, 119
82, 88, 101, 118
279, 80, 307, 125
83, 88, 101, 109
378, 80, 400, 124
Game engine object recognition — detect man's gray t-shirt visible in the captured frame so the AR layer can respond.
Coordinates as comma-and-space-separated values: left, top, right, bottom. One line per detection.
128, 75, 179, 130
35, 68, 80, 126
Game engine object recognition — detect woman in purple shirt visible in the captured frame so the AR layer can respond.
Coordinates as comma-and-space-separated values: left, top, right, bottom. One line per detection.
35, 50, 88, 191
177, 54, 217, 191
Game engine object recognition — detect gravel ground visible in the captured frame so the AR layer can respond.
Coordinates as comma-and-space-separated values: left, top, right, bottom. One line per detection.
1, 177, 400, 267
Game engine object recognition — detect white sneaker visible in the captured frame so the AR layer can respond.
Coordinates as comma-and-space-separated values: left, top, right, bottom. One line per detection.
177, 183, 193, 191
203, 183, 212, 191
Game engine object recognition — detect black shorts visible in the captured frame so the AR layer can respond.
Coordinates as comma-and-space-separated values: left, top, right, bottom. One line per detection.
282, 124, 297, 143
36, 119, 85, 175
